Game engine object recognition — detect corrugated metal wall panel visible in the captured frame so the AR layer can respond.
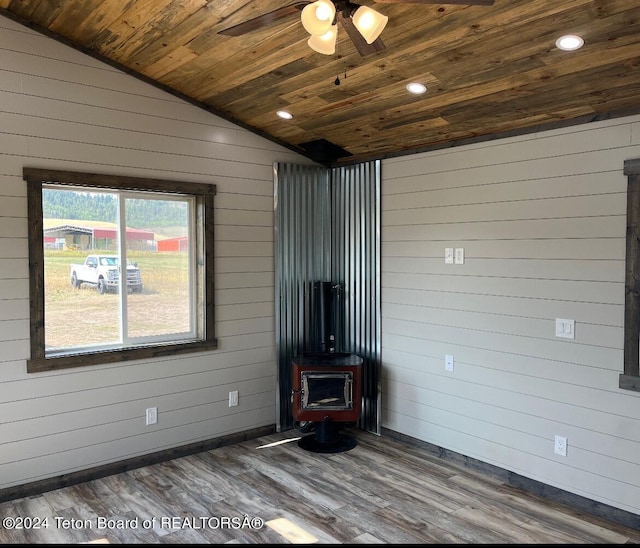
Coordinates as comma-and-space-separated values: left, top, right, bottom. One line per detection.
274, 161, 381, 434
332, 161, 381, 434
274, 163, 331, 430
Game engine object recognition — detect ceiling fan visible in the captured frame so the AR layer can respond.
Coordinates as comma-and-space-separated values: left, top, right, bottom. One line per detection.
218, 0, 495, 57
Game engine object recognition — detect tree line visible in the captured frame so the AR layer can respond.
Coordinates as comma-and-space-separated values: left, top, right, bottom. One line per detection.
43, 188, 188, 229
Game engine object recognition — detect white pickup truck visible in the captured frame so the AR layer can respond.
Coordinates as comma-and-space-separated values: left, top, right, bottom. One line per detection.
70, 254, 143, 294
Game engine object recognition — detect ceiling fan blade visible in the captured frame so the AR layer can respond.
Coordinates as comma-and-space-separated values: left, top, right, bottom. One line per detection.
218, 2, 310, 36
338, 12, 386, 57
373, 0, 494, 5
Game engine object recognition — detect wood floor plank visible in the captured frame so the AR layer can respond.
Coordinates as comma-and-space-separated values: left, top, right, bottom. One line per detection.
449, 474, 632, 543
352, 531, 386, 543
237, 470, 349, 543
342, 502, 451, 544
0, 428, 637, 544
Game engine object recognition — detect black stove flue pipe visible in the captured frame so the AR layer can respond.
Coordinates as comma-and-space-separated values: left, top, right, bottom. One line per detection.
308, 281, 339, 355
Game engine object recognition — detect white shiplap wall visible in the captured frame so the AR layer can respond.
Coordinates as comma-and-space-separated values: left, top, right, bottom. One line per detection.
381, 117, 640, 516
2, 9, 639, 520
0, 15, 313, 489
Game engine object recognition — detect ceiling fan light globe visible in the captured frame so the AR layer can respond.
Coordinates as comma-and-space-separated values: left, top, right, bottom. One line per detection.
352, 6, 388, 44
314, 0, 335, 22
301, 0, 335, 36
308, 24, 337, 55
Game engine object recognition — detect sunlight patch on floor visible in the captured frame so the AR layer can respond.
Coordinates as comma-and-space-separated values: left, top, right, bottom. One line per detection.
266, 518, 318, 544
256, 437, 301, 449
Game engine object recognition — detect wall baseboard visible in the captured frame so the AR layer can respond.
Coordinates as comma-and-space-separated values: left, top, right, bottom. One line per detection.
0, 424, 276, 504
381, 427, 640, 532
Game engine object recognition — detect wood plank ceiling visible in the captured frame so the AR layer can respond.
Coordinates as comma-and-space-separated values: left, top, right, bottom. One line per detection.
1, 0, 639, 166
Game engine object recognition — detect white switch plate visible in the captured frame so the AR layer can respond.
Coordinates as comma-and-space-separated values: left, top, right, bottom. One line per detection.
454, 248, 465, 264
555, 318, 575, 339
145, 407, 157, 425
554, 435, 567, 457
229, 390, 239, 407
445, 248, 454, 264
445, 354, 454, 372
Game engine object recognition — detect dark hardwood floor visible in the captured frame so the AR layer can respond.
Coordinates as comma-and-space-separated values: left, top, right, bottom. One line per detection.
1, 427, 639, 544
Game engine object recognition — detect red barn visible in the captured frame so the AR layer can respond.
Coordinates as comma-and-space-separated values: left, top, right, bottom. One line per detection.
157, 236, 188, 252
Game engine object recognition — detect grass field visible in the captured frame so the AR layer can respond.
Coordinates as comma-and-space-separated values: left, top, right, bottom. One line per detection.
45, 249, 191, 349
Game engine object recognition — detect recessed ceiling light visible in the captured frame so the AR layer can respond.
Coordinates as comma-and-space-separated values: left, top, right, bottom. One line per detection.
277, 110, 293, 120
555, 34, 584, 51
406, 82, 427, 95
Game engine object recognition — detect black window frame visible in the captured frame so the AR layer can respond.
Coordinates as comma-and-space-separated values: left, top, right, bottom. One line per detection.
622, 158, 640, 392
24, 167, 218, 373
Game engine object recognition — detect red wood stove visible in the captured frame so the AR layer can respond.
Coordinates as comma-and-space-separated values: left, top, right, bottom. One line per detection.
291, 351, 363, 452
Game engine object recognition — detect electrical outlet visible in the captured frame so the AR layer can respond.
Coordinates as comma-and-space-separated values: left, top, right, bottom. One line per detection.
229, 390, 239, 407
454, 248, 465, 264
145, 407, 157, 426
445, 354, 454, 372
554, 435, 567, 457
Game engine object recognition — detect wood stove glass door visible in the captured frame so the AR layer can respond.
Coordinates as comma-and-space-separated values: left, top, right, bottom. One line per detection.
302, 372, 353, 411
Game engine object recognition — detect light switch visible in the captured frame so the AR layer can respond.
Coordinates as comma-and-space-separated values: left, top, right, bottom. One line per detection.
445, 354, 454, 371
555, 318, 575, 339
454, 248, 464, 264
445, 248, 454, 264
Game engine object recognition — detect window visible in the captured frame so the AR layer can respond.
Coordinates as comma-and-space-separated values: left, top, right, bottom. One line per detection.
622, 158, 640, 392
24, 168, 217, 373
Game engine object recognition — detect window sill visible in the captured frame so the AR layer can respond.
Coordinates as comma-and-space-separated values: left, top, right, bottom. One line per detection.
619, 374, 640, 392
27, 339, 219, 373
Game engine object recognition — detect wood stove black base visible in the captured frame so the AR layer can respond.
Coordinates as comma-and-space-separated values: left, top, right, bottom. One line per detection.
297, 420, 358, 454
